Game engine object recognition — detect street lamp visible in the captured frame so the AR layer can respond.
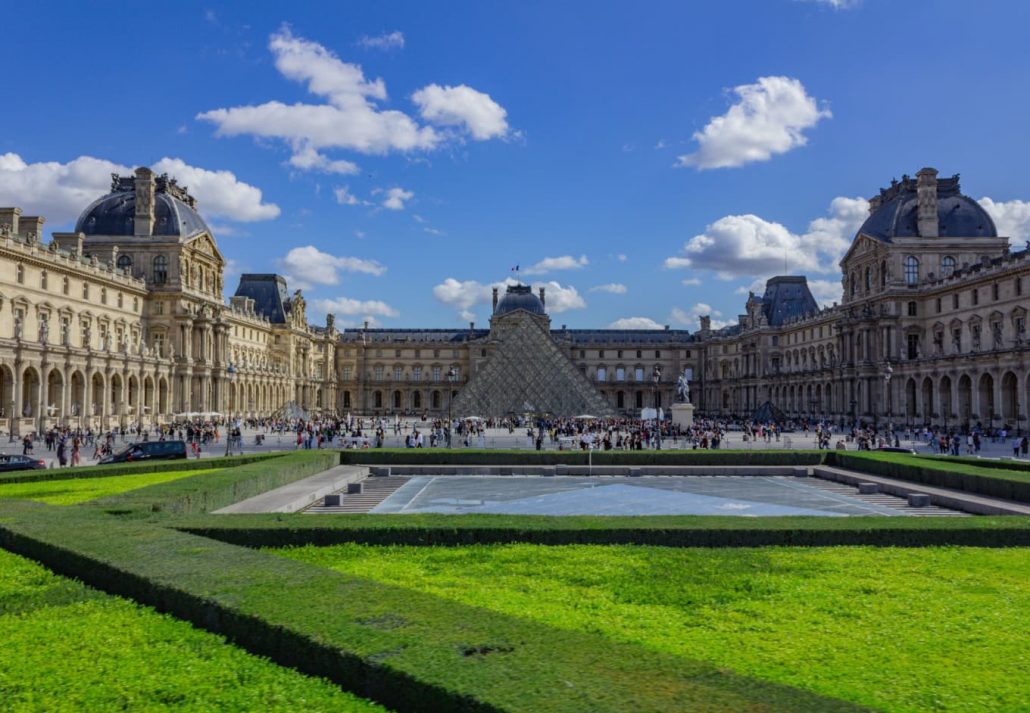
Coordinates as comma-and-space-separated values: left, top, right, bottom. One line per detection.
883, 360, 893, 435
446, 366, 457, 448
224, 363, 237, 457
652, 364, 662, 451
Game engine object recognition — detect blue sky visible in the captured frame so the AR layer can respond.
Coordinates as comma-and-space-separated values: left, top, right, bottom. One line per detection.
4, 0, 1030, 330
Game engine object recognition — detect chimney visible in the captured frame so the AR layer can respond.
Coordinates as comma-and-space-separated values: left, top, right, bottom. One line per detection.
17, 215, 44, 240
538, 287, 546, 309
51, 232, 85, 255
916, 167, 939, 237
469, 321, 475, 332
492, 287, 499, 313
134, 167, 156, 236
0, 207, 21, 235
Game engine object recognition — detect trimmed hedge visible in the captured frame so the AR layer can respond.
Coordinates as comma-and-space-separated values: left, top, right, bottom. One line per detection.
828, 451, 1030, 503
340, 448, 826, 466
178, 513, 1030, 548
87, 450, 340, 516
0, 452, 285, 486
0, 500, 864, 713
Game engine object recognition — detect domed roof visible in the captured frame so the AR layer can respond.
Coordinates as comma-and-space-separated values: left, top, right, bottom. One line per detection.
74, 172, 210, 239
857, 172, 996, 241
495, 284, 546, 316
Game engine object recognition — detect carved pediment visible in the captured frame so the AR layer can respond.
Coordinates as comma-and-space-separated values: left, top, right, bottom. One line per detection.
188, 234, 223, 262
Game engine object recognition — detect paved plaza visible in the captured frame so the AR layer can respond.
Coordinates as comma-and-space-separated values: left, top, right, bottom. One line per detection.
3, 422, 1026, 470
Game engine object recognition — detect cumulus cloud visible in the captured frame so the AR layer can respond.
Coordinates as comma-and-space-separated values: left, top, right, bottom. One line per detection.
979, 197, 1030, 243
681, 277, 702, 286
333, 186, 362, 205
616, 254, 628, 262
523, 254, 589, 275
197, 27, 508, 172
279, 245, 386, 289
671, 303, 732, 330
432, 277, 585, 320
676, 76, 831, 170
608, 317, 663, 329
150, 158, 281, 221
311, 296, 399, 319
807, 278, 844, 306
589, 283, 627, 294
287, 145, 359, 174
411, 84, 509, 140
375, 186, 413, 210
357, 30, 405, 50
0, 152, 279, 227
664, 196, 867, 279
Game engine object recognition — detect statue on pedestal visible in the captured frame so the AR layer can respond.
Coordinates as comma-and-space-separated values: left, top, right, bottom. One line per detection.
676, 370, 691, 404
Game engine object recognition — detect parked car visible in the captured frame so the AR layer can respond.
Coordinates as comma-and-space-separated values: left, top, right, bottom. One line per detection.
99, 440, 188, 465
0, 454, 47, 472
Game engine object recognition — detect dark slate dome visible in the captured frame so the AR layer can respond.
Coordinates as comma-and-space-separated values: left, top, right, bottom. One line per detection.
857, 172, 996, 241
74, 173, 210, 239
495, 284, 546, 316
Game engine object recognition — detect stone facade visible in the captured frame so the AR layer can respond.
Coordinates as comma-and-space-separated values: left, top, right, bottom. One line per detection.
3, 165, 1028, 430
0, 170, 333, 435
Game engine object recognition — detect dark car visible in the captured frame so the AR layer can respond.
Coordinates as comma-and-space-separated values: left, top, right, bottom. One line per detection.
0, 454, 47, 472
99, 440, 188, 465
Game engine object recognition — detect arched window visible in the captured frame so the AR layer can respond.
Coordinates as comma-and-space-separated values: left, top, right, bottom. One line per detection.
941, 255, 956, 277
153, 255, 168, 285
904, 256, 919, 286
373, 390, 382, 408
116, 254, 132, 272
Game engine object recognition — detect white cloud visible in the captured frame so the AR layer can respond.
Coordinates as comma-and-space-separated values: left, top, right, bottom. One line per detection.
150, 158, 280, 221
807, 278, 843, 306
198, 27, 508, 170
979, 197, 1030, 243
312, 296, 399, 319
432, 277, 585, 320
676, 76, 831, 170
523, 254, 589, 275
608, 317, 663, 330
198, 27, 439, 158
375, 186, 413, 210
423, 227, 445, 236
411, 84, 509, 140
664, 196, 867, 278
287, 145, 359, 175
617, 254, 628, 262
589, 283, 627, 294
357, 31, 405, 50
279, 245, 386, 289
681, 277, 702, 286
0, 153, 279, 227
333, 186, 362, 205
802, 0, 859, 8
670, 303, 732, 330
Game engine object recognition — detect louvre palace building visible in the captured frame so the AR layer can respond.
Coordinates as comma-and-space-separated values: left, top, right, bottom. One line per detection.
1, 166, 1029, 435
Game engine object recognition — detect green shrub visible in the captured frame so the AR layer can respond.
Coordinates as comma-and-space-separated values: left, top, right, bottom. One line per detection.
829, 452, 1030, 502
0, 468, 223, 505
0, 451, 284, 485
0, 547, 385, 711
0, 500, 865, 713
176, 512, 1030, 549
87, 450, 340, 516
340, 448, 826, 466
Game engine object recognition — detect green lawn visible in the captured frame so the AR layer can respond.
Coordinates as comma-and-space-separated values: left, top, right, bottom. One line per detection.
276, 543, 1030, 713
0, 468, 223, 505
0, 548, 386, 712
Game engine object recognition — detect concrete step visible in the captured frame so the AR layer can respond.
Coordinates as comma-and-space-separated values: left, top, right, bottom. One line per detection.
305, 476, 411, 515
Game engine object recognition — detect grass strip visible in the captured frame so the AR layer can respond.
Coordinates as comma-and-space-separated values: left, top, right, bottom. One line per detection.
0, 547, 386, 712
176, 512, 1030, 548
0, 451, 284, 485
275, 542, 1030, 713
0, 468, 223, 505
0, 500, 866, 713
86, 449, 341, 516
830, 451, 1030, 502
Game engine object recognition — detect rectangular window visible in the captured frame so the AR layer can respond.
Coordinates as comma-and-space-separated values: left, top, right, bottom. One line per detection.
373, 366, 383, 381
596, 367, 607, 382
655, 350, 661, 358
393, 366, 402, 381
992, 283, 999, 300
432, 366, 441, 382
907, 334, 919, 359
616, 367, 625, 381
972, 288, 979, 306
952, 294, 959, 309
907, 301, 917, 316
936, 297, 942, 313
634, 367, 644, 382
1016, 277, 1023, 297
598, 350, 604, 358
413, 366, 422, 382
342, 366, 352, 381
617, 350, 623, 358
636, 350, 642, 358
414, 350, 421, 358
771, 336, 778, 346
82, 283, 89, 300
395, 349, 401, 357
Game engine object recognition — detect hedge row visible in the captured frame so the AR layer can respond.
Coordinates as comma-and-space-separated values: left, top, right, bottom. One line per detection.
87, 450, 340, 517
0, 500, 861, 713
177, 513, 1030, 548
340, 448, 826, 466
0, 452, 285, 486
828, 452, 1030, 503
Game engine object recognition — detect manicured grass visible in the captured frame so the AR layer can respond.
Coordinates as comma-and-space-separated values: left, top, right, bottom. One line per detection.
0, 469, 224, 505
276, 543, 1030, 713
0, 548, 386, 712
